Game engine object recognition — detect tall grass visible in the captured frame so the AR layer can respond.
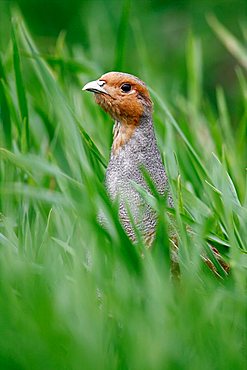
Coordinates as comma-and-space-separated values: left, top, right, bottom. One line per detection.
0, 9, 246, 370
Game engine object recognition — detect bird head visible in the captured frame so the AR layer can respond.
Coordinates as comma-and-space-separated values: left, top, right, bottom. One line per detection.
82, 72, 153, 126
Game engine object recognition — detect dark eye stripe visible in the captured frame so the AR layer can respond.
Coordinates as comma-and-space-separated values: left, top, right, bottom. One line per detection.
121, 83, 131, 92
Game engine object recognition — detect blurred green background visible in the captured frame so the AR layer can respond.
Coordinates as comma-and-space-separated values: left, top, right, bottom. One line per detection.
1, 0, 247, 114
0, 1, 246, 369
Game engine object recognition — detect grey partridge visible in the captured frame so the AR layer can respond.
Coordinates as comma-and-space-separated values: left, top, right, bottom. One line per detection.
83, 72, 229, 277
83, 72, 173, 245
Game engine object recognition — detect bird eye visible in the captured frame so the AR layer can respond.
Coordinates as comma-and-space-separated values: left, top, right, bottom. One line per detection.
98, 80, 105, 87
121, 83, 131, 93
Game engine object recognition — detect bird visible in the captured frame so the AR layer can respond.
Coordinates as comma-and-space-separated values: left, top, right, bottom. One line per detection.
83, 71, 174, 247
82, 71, 229, 277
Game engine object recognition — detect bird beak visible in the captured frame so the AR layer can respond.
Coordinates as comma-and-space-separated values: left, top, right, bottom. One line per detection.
82, 80, 108, 95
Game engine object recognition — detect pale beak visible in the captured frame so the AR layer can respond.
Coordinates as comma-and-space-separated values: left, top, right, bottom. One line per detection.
82, 80, 108, 95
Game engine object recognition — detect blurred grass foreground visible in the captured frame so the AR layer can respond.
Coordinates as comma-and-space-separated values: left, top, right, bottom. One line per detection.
0, 1, 247, 369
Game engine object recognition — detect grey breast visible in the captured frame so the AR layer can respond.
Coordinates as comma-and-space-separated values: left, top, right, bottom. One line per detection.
105, 117, 173, 240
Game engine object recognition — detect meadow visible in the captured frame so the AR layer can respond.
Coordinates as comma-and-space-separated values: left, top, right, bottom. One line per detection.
0, 2, 246, 369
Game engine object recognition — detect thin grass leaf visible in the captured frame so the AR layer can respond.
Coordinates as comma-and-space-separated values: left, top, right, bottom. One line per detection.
212, 152, 241, 207
177, 174, 184, 214
0, 232, 17, 251
52, 237, 76, 257
208, 15, 247, 70
0, 77, 12, 148
216, 87, 234, 147
0, 183, 69, 206
207, 234, 230, 248
0, 148, 83, 189
100, 194, 142, 275
150, 88, 208, 178
205, 180, 222, 195
11, 19, 29, 150
114, 0, 131, 70
205, 242, 228, 278
186, 33, 202, 111
0, 53, 7, 84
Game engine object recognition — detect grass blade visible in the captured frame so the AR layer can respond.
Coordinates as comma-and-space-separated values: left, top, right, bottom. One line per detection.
12, 19, 29, 151
208, 15, 247, 70
0, 59, 11, 148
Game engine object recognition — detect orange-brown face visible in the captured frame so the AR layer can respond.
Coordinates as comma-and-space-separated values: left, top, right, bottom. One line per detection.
83, 72, 153, 126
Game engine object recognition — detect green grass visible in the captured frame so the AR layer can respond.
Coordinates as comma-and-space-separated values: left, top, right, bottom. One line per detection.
0, 9, 246, 370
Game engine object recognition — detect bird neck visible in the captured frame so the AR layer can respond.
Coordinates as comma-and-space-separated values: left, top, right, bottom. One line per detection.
112, 114, 154, 156
112, 121, 135, 155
